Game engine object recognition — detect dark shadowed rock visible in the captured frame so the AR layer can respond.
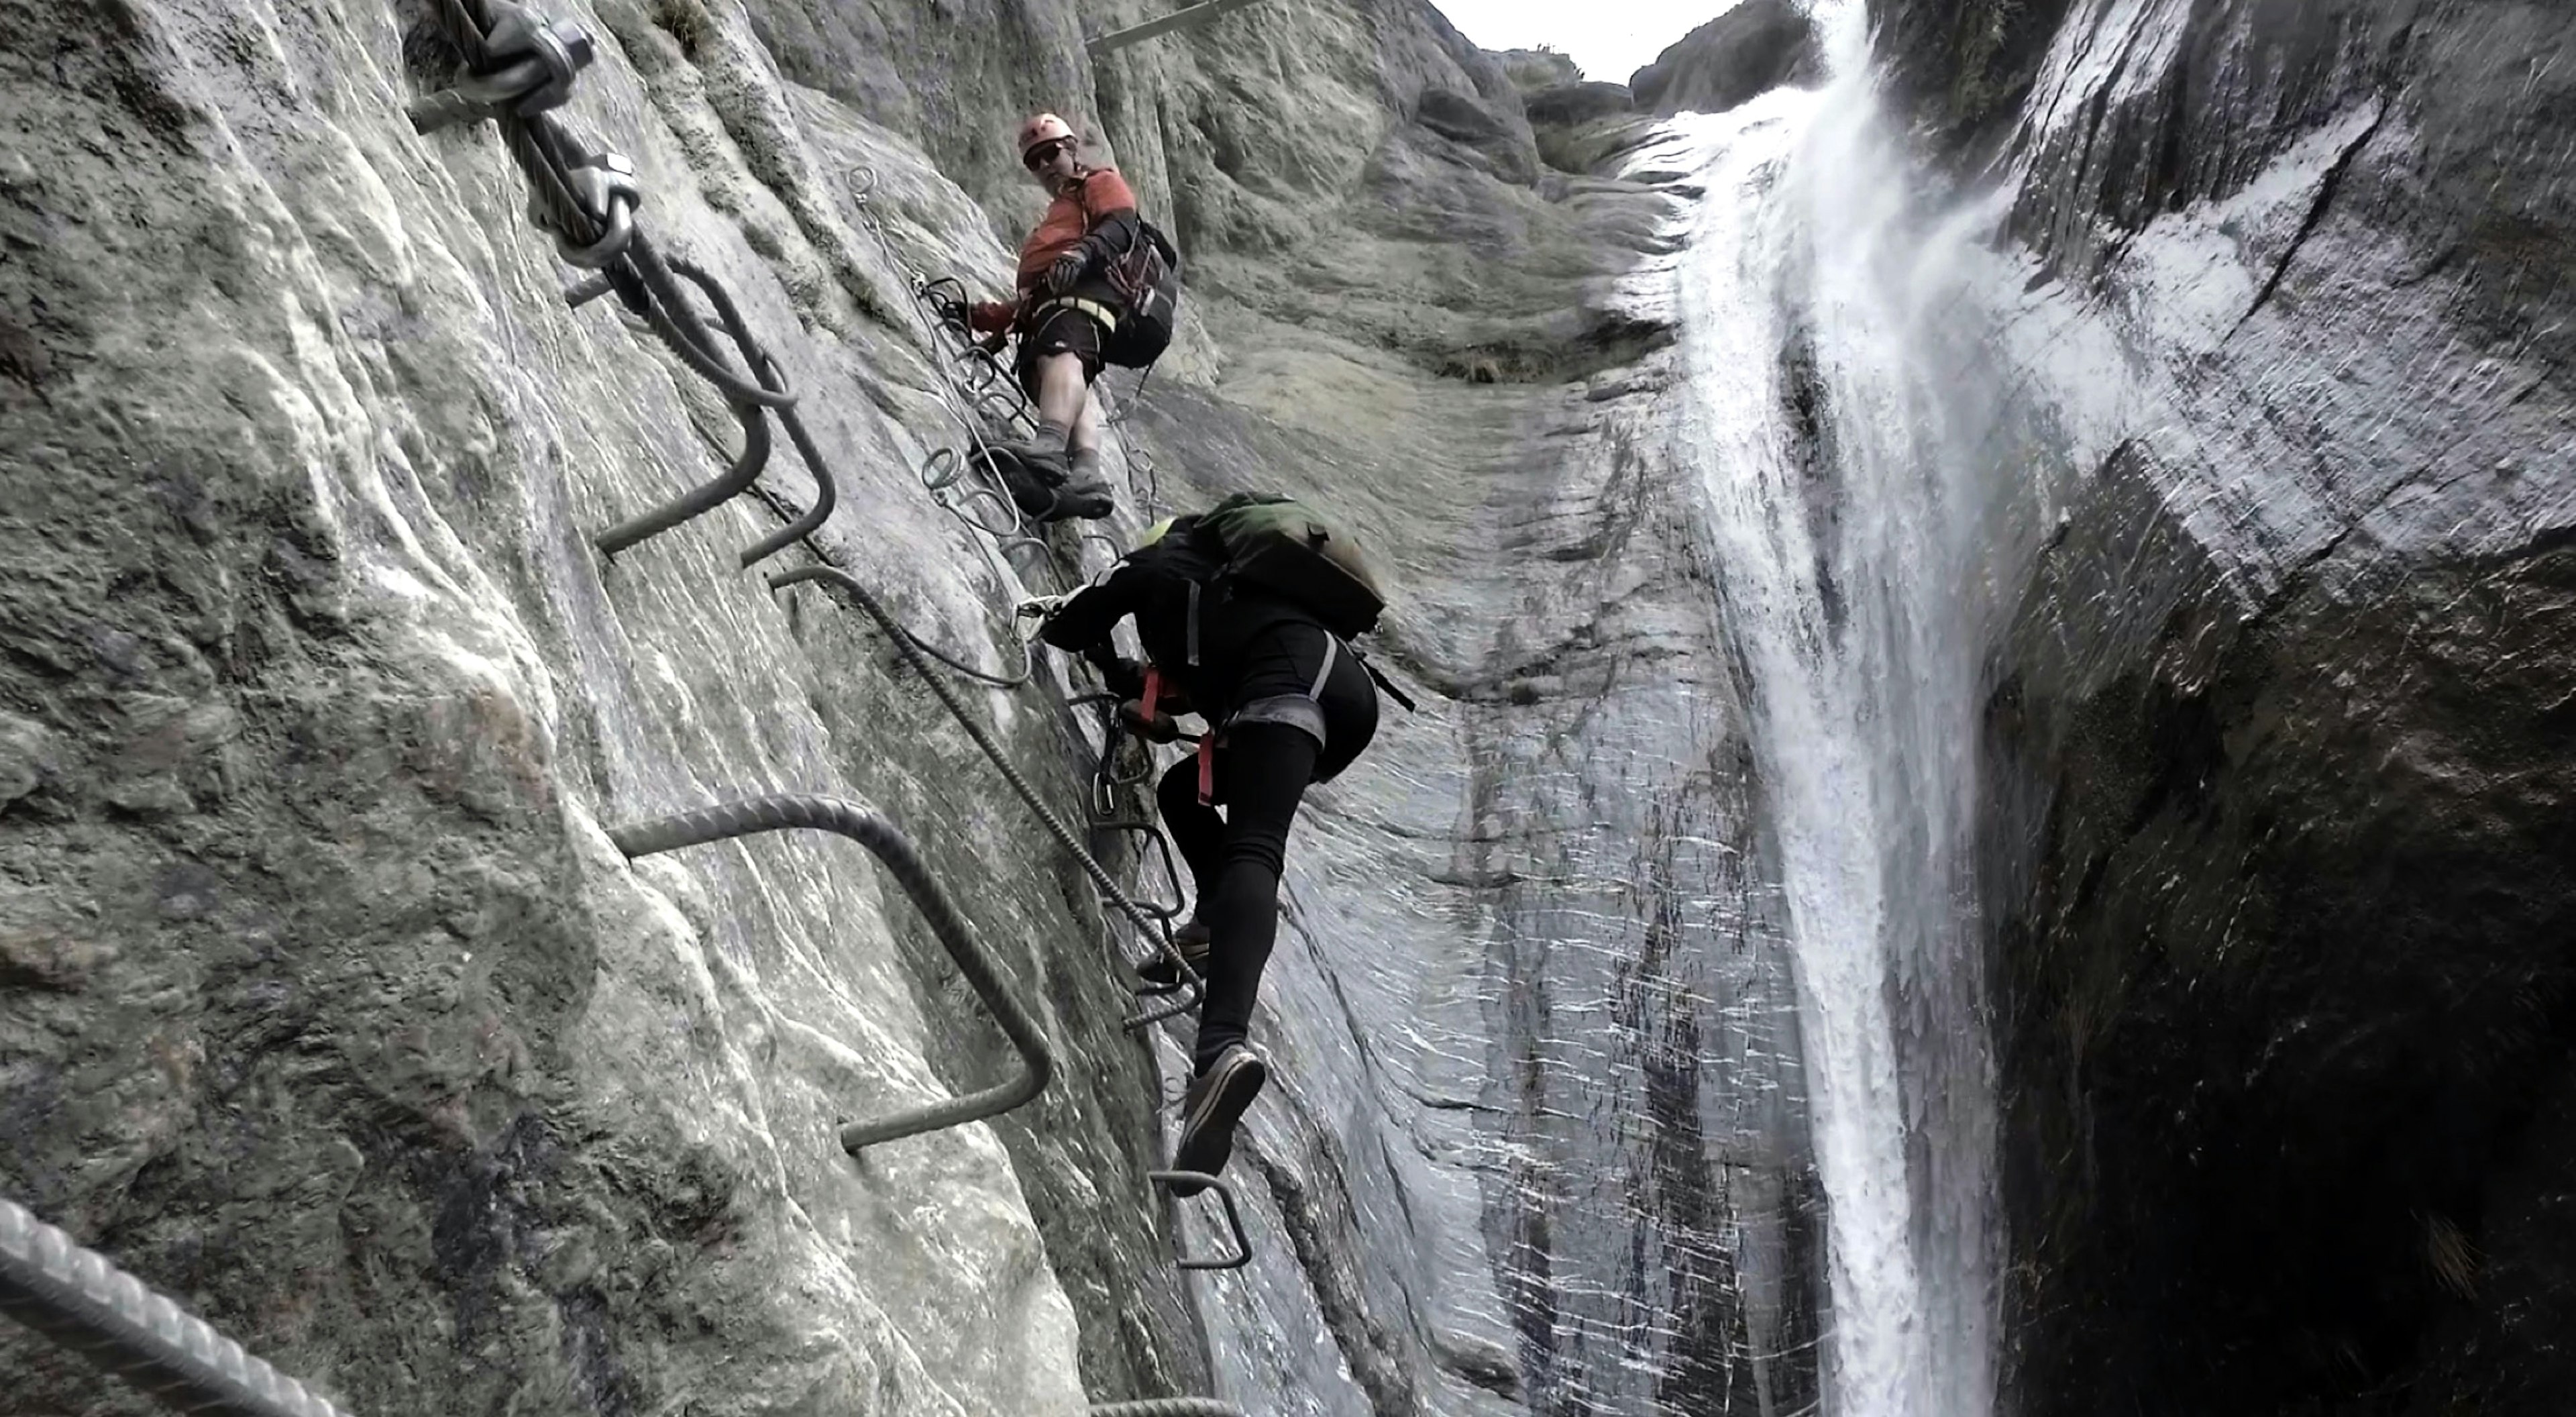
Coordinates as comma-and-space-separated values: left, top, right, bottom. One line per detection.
1862, 0, 2576, 1410
0, 1, 1811, 1416
1523, 81, 1635, 130
1628, 0, 1823, 116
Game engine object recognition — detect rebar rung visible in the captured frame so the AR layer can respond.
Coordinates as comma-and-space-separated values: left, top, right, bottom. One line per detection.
1085, 0, 1275, 54
606, 794, 1055, 1152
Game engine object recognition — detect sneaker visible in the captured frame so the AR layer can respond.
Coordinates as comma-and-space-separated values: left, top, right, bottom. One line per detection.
1167, 1043, 1267, 1195
1134, 921, 1212, 994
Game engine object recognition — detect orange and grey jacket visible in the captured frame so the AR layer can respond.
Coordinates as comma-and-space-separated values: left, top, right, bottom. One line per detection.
969, 167, 1145, 334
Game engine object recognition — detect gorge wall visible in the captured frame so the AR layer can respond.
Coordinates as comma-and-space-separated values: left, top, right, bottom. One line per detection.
10, 0, 2566, 1410
1858, 0, 2576, 1411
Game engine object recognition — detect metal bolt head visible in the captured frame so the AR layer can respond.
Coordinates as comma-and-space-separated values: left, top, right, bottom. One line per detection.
551, 19, 596, 72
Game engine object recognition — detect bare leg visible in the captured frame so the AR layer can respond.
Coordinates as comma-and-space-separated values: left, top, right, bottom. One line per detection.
1034, 352, 1086, 437
1069, 382, 1102, 458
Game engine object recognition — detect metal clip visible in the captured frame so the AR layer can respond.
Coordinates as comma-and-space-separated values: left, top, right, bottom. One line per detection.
477, 1, 596, 115
533, 150, 641, 268
406, 2, 595, 132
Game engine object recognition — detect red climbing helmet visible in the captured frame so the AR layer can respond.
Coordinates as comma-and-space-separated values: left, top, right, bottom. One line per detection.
1018, 111, 1076, 164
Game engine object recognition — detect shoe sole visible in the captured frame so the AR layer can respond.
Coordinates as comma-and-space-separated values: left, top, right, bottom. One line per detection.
1134, 951, 1212, 993
1171, 1051, 1268, 1186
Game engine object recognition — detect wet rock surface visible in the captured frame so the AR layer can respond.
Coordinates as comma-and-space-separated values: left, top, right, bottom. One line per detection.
1, 1, 1820, 1416
1866, 0, 2576, 1409
1628, 0, 1823, 117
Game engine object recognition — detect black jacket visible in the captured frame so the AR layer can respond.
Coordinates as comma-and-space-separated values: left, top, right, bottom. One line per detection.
1037, 520, 1319, 713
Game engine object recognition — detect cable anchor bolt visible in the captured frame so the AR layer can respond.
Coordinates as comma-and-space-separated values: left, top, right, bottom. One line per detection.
533, 150, 642, 268
407, 1, 596, 132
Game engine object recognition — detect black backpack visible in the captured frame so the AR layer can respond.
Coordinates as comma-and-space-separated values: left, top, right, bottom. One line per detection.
1101, 219, 1181, 370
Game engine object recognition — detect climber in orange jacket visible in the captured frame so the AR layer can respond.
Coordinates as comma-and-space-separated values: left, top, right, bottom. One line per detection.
959, 113, 1146, 515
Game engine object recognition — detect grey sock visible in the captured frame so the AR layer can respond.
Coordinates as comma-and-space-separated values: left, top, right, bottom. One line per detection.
1067, 445, 1101, 480
1035, 419, 1071, 449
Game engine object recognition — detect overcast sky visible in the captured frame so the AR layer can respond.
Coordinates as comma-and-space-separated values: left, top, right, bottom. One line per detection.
1430, 0, 1741, 87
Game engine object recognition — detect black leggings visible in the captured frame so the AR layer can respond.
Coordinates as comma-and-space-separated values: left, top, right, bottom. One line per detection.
1157, 625, 1377, 1073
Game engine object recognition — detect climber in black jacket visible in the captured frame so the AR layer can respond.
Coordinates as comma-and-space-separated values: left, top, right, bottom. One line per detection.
1030, 515, 1380, 1190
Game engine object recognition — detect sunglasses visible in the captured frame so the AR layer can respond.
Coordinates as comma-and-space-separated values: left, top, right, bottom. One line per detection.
1024, 138, 1073, 170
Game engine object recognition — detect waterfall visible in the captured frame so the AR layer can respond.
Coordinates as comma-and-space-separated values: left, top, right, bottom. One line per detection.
1648, 6, 2052, 1411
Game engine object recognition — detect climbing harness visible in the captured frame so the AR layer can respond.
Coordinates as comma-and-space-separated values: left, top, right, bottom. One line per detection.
1033, 294, 1123, 332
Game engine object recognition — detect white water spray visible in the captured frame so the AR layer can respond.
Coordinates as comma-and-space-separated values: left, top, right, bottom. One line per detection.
1643, 7, 2048, 1411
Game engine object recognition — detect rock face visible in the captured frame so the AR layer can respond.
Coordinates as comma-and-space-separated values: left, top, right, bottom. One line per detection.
1495, 48, 1583, 93
1628, 0, 1823, 117
1861, 0, 2576, 1410
0, 2, 1821, 1417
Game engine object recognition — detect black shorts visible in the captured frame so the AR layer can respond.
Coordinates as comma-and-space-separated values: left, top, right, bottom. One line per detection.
1017, 304, 1108, 388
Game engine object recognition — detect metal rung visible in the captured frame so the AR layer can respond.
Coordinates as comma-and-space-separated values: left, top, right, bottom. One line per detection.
606, 794, 1054, 1153
1092, 818, 1185, 922
588, 253, 838, 568
1086, 0, 1276, 54
1149, 1172, 1252, 1271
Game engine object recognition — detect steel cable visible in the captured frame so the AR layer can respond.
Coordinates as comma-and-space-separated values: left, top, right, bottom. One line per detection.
0, 1197, 353, 1417
420, 0, 833, 567
770, 566, 1205, 1027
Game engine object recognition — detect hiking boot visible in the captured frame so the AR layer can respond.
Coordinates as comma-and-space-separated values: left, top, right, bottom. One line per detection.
1045, 477, 1116, 521
1135, 920, 1212, 994
1167, 1043, 1268, 1196
981, 437, 1070, 492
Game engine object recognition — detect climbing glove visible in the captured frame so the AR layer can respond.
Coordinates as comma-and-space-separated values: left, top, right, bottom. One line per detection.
1045, 248, 1088, 295
1014, 592, 1071, 625
1118, 699, 1182, 744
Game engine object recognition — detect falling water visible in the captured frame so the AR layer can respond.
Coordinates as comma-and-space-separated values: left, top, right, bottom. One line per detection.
1646, 5, 2056, 1412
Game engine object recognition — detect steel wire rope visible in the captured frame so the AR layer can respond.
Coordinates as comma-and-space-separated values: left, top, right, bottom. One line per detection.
418, 0, 833, 567
771, 566, 1206, 1029
841, 171, 1049, 545
0, 1197, 353, 1417
898, 604, 1038, 690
